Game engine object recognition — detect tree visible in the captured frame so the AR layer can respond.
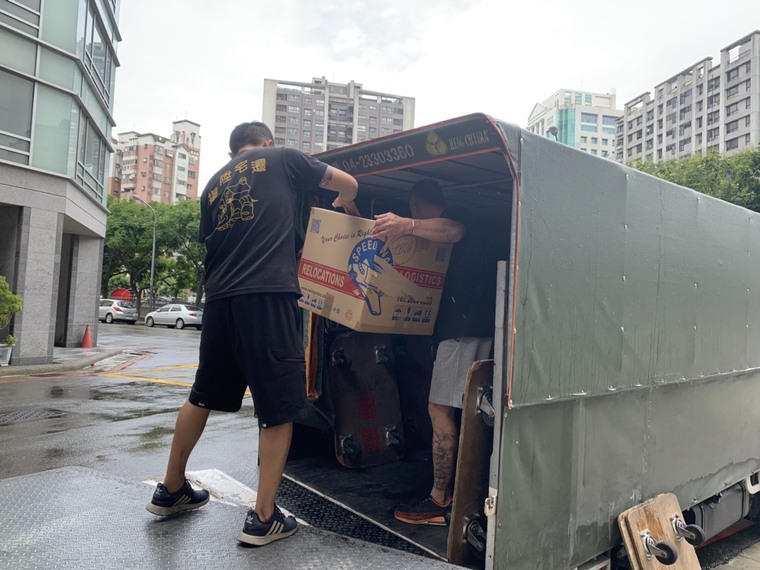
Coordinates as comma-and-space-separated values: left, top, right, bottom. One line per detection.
632, 147, 760, 213
102, 198, 159, 314
161, 199, 206, 305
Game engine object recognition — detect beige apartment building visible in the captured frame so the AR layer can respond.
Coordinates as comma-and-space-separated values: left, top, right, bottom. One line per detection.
618, 30, 760, 164
527, 89, 623, 159
262, 77, 415, 153
109, 120, 201, 204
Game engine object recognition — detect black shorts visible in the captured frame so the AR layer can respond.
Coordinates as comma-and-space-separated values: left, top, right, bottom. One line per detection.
189, 292, 307, 428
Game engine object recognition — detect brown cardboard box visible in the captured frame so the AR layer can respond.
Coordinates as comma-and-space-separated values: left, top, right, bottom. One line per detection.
298, 208, 452, 335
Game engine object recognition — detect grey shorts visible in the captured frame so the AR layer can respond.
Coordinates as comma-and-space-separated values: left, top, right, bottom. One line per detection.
428, 337, 493, 409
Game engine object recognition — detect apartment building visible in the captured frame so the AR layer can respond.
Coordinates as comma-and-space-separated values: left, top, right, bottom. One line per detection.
619, 31, 760, 164
262, 77, 415, 153
527, 89, 623, 159
109, 120, 201, 204
0, 0, 120, 364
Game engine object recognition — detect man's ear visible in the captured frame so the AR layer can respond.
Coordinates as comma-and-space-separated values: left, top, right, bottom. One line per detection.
228, 151, 235, 158
264, 139, 274, 147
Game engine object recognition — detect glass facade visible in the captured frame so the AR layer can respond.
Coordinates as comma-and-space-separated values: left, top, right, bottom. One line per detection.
0, 0, 119, 203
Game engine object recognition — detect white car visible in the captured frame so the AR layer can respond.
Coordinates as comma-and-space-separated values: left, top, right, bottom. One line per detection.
99, 299, 138, 324
145, 304, 203, 330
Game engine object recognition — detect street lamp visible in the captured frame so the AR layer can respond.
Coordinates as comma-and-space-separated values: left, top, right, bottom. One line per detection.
132, 195, 157, 313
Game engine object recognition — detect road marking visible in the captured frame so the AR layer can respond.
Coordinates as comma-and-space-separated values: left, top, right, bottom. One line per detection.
100, 368, 252, 396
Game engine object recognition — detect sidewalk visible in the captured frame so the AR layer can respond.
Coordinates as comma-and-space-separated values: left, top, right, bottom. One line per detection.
0, 345, 124, 378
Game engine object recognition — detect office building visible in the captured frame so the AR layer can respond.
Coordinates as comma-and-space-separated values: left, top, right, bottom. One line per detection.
0, 0, 120, 364
262, 77, 415, 153
109, 120, 201, 204
527, 89, 623, 159
618, 30, 760, 164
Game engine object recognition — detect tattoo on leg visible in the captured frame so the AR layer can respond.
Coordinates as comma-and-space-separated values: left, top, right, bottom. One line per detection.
319, 166, 334, 188
432, 430, 458, 496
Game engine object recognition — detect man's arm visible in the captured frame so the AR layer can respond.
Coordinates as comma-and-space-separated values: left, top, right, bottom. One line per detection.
372, 212, 465, 244
319, 166, 360, 216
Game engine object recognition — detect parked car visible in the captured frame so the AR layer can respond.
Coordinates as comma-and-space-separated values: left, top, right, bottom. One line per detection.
145, 304, 203, 330
98, 299, 138, 324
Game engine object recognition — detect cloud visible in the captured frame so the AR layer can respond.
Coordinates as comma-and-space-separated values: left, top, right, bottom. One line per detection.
332, 27, 364, 52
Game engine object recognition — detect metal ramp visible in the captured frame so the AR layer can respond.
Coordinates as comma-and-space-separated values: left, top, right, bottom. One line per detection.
0, 466, 459, 569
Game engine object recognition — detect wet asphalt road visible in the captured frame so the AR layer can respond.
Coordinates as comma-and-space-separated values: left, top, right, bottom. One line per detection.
0, 323, 262, 489
0, 323, 758, 568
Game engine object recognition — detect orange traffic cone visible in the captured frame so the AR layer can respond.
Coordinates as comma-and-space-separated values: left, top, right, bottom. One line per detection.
81, 324, 93, 348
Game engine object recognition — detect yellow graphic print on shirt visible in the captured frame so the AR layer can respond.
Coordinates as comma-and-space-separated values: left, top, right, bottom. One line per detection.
215, 176, 259, 232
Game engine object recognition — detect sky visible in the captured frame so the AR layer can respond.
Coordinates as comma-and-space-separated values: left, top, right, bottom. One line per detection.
111, 0, 760, 185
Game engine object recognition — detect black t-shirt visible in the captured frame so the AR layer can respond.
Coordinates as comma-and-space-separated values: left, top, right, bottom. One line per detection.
199, 146, 328, 302
435, 207, 499, 340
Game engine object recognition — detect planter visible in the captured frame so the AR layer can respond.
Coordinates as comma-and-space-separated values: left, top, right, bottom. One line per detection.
0, 344, 12, 366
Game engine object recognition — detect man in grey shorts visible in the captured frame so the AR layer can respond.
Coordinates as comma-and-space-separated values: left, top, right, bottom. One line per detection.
372, 179, 497, 526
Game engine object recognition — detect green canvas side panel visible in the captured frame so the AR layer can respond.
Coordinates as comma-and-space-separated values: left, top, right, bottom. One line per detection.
493, 375, 760, 569
491, 123, 760, 569
509, 129, 760, 406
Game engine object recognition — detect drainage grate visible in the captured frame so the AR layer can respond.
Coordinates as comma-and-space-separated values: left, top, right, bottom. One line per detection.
277, 478, 433, 558
0, 407, 66, 425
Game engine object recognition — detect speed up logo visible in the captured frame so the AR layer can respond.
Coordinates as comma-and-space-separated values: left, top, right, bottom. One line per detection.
347, 237, 393, 316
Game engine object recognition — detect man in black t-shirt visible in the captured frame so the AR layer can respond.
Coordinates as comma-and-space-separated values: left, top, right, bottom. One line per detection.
372, 179, 497, 527
146, 122, 358, 546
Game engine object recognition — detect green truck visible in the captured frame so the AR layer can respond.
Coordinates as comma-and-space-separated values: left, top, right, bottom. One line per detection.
285, 113, 760, 569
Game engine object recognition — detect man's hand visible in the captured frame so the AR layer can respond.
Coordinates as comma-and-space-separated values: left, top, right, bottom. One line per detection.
333, 197, 360, 217
372, 212, 414, 246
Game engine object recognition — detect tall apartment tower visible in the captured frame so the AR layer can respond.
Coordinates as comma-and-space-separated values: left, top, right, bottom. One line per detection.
527, 89, 623, 159
262, 77, 415, 153
619, 30, 760, 164
0, 0, 120, 364
109, 120, 201, 204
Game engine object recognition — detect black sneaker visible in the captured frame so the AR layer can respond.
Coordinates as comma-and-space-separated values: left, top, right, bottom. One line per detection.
394, 496, 451, 526
146, 480, 210, 516
238, 506, 298, 546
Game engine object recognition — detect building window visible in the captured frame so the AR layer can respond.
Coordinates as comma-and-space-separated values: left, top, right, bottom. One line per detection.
585, 94, 592, 104
288, 106, 300, 113
581, 113, 598, 123
81, 2, 116, 104
76, 113, 108, 201
0, 69, 33, 164
726, 137, 739, 151
288, 94, 300, 101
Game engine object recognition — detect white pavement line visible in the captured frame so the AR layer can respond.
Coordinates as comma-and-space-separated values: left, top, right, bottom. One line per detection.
143, 468, 307, 525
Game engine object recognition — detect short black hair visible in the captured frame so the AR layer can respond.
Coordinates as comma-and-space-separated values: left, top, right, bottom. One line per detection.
229, 121, 274, 155
410, 179, 445, 207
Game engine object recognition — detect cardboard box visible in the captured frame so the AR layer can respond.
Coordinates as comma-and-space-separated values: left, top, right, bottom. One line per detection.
298, 208, 452, 335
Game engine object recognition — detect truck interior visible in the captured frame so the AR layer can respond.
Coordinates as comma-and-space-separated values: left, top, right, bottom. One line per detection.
286, 115, 516, 565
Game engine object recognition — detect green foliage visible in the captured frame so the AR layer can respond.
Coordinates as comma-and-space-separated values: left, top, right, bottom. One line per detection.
3, 334, 16, 346
631, 147, 760, 213
0, 275, 23, 330
102, 197, 206, 309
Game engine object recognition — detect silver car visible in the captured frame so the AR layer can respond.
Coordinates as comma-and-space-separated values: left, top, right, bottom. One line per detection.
99, 299, 138, 324
145, 304, 203, 330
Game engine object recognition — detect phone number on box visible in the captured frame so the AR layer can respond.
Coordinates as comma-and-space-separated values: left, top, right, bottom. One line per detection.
335, 144, 415, 172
